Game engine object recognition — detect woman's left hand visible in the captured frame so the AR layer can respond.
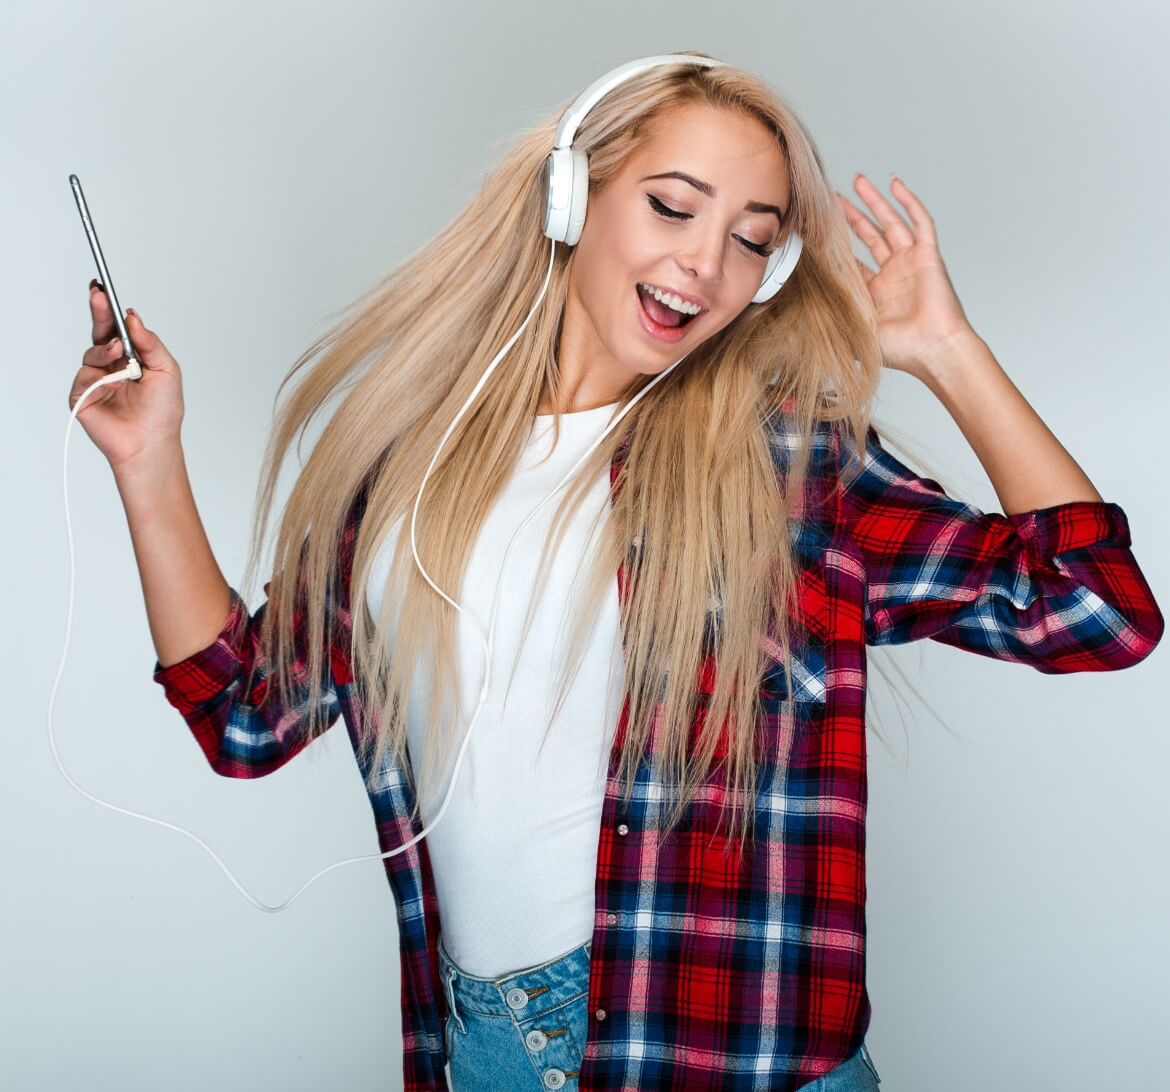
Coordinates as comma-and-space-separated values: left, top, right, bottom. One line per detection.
835, 173, 977, 381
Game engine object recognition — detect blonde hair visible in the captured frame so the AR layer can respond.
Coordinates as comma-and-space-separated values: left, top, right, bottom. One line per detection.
240, 51, 901, 863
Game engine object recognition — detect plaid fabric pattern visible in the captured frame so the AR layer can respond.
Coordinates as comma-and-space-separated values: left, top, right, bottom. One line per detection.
153, 412, 1164, 1090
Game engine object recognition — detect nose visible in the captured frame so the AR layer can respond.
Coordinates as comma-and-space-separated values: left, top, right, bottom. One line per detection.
677, 226, 725, 285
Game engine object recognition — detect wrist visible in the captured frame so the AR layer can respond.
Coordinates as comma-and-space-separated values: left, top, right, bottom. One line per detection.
918, 326, 996, 392
112, 444, 187, 494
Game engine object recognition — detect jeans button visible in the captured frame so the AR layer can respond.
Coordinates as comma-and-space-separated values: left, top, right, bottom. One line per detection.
542, 1069, 567, 1089
526, 1029, 548, 1051
506, 987, 529, 1010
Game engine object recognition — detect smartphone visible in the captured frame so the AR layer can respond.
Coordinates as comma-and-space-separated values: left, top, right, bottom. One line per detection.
69, 173, 142, 380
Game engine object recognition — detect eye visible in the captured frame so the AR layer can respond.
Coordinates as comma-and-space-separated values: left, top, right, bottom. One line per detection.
646, 194, 773, 258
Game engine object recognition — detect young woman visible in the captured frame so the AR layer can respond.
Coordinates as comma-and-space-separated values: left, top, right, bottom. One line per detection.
71, 52, 1163, 1092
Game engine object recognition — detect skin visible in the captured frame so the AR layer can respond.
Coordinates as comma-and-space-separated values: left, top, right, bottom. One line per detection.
541, 92, 1106, 515
833, 172, 973, 379
837, 171, 1104, 510
76, 109, 1100, 513
539, 102, 792, 415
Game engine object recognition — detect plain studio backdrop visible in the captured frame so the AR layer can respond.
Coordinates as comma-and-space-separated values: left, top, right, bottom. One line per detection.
2, 2, 1166, 1089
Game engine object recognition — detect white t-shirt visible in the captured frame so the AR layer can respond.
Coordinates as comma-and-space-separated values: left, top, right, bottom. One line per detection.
363, 401, 627, 977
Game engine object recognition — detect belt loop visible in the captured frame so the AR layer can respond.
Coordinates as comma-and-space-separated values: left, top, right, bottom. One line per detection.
443, 964, 466, 1034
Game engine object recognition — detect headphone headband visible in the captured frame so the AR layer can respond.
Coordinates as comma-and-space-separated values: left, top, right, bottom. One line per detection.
552, 54, 724, 150
542, 54, 803, 306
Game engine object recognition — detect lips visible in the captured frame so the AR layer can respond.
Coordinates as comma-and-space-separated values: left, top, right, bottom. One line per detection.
635, 283, 696, 344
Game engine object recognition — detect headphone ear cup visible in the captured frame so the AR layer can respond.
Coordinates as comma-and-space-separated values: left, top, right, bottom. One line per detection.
750, 230, 804, 304
542, 147, 590, 246
751, 249, 784, 304
562, 148, 590, 246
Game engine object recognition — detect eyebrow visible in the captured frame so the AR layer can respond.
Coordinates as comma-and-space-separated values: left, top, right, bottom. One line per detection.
639, 170, 786, 225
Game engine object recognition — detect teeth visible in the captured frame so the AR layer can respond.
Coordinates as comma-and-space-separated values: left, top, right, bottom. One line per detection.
638, 283, 702, 316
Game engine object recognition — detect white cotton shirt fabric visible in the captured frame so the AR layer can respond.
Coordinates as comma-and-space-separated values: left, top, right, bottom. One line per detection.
363, 401, 627, 978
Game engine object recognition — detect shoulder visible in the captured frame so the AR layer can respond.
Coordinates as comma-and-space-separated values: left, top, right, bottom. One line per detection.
764, 409, 840, 479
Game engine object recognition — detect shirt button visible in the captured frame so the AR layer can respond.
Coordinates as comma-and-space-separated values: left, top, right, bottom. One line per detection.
595, 1008, 607, 1021
617, 824, 629, 836
606, 913, 617, 926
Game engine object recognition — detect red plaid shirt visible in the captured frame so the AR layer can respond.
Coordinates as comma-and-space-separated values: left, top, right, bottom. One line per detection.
153, 411, 1164, 1090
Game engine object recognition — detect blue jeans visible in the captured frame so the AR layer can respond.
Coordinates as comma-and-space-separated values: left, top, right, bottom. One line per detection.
439, 931, 593, 1090
438, 930, 883, 1090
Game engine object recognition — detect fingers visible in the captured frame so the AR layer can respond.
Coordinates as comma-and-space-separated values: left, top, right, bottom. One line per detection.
124, 309, 171, 370
82, 335, 124, 370
87, 284, 175, 372
836, 192, 892, 266
69, 361, 123, 412
89, 282, 115, 346
836, 173, 938, 265
851, 173, 914, 250
888, 175, 937, 247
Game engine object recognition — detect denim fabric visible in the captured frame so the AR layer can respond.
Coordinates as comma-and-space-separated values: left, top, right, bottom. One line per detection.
439, 931, 593, 1090
806, 1039, 883, 1089
438, 930, 882, 1090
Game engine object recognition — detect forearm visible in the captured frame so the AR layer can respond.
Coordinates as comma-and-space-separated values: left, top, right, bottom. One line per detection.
917, 328, 1104, 514
113, 446, 233, 669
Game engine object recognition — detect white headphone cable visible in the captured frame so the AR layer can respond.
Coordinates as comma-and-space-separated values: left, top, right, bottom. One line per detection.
52, 234, 692, 912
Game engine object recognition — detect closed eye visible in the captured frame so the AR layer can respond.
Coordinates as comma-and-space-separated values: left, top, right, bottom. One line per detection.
646, 194, 773, 258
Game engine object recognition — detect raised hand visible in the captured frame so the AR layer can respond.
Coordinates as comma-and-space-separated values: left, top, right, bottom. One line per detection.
69, 281, 186, 472
836, 173, 976, 381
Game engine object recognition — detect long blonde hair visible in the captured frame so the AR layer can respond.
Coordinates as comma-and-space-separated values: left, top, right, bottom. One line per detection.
241, 52, 898, 859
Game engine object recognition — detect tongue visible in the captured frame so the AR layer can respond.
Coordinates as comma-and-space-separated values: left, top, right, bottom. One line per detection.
639, 285, 684, 327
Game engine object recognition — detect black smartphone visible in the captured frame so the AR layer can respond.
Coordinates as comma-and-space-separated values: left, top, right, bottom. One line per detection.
69, 173, 142, 380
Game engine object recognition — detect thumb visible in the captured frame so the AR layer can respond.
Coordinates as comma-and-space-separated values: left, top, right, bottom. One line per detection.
126, 310, 177, 371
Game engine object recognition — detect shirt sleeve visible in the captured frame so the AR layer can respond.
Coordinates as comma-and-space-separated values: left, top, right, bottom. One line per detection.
835, 422, 1165, 672
151, 492, 364, 777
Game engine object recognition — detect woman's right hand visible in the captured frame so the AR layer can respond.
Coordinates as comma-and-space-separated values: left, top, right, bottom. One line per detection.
69, 282, 186, 472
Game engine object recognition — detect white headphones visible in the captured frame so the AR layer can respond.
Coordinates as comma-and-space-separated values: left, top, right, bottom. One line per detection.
542, 53, 804, 304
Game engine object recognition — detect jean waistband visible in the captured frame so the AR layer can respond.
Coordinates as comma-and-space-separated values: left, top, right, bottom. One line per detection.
438, 932, 593, 1030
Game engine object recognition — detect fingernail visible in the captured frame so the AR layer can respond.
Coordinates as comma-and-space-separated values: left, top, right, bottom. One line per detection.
127, 308, 137, 320
90, 279, 104, 293
108, 336, 120, 349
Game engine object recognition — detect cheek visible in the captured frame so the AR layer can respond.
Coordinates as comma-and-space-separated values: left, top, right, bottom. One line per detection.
586, 207, 652, 268
575, 240, 636, 316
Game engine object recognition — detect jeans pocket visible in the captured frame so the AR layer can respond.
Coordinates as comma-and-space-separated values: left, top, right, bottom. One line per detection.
858, 1041, 881, 1084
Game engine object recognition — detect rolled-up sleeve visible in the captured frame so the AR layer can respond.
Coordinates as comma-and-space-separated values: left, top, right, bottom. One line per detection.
836, 423, 1165, 672
152, 491, 365, 776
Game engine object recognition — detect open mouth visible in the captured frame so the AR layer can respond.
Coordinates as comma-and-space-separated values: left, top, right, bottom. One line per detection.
636, 283, 701, 329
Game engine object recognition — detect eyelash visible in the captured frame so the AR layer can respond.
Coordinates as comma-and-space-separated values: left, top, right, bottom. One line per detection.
646, 194, 773, 257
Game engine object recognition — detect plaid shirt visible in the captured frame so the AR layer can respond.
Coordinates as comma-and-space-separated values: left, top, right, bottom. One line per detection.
153, 411, 1164, 1090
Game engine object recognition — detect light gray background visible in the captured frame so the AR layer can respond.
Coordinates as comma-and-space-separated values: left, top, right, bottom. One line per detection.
3, 2, 1167, 1089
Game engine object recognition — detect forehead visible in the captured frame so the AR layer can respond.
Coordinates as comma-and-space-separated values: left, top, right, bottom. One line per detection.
626, 103, 789, 199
